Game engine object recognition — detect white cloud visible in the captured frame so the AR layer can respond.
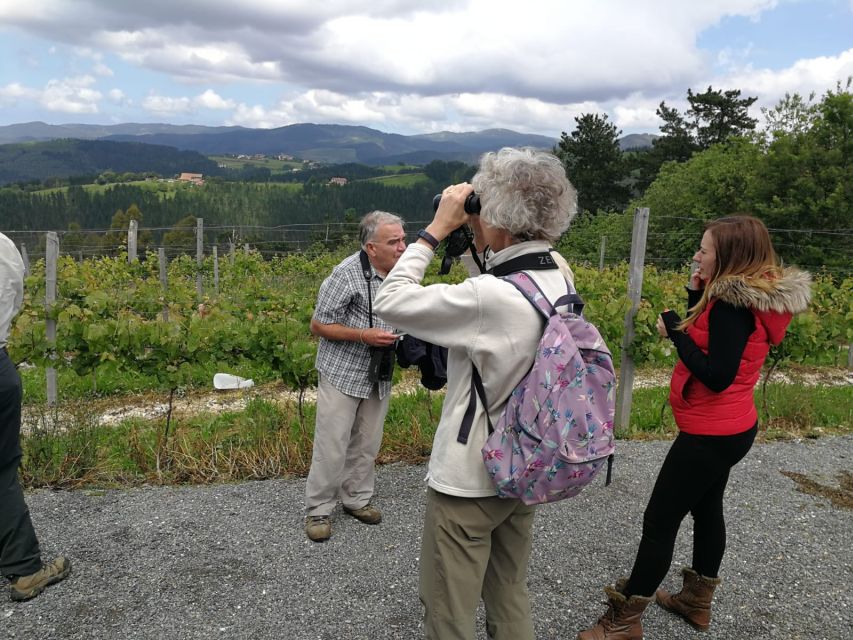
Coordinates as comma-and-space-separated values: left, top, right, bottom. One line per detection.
194, 89, 235, 110
108, 88, 130, 106
226, 89, 596, 136
612, 100, 663, 132
40, 75, 102, 113
1, 77, 103, 114
142, 94, 192, 115
711, 48, 853, 116
0, 1, 850, 135
0, 0, 779, 99
716, 44, 756, 71
142, 89, 236, 116
93, 62, 113, 77
0, 82, 40, 103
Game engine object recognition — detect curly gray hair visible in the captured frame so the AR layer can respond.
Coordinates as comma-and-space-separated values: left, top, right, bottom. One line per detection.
472, 147, 577, 243
359, 210, 404, 247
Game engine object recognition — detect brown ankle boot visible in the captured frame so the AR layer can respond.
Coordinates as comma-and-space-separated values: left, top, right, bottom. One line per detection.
577, 579, 654, 640
656, 567, 721, 631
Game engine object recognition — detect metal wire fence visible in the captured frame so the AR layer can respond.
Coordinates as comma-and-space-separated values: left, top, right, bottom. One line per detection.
4, 218, 851, 275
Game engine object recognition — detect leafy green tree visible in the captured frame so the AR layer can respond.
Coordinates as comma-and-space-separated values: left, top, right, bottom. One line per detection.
63, 222, 87, 256
161, 215, 198, 255
630, 83, 851, 275
635, 138, 763, 265
637, 86, 758, 192
761, 91, 820, 142
423, 160, 475, 185
752, 83, 852, 273
103, 203, 152, 251
656, 102, 698, 161
634, 103, 699, 191
687, 86, 758, 148
556, 113, 630, 214
556, 210, 634, 266
96, 171, 117, 185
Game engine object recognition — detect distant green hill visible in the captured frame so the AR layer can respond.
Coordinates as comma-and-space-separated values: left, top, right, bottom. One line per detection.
0, 138, 220, 185
0, 121, 245, 144
101, 123, 560, 164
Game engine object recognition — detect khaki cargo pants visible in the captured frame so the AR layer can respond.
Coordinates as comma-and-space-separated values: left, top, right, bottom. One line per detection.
419, 487, 536, 640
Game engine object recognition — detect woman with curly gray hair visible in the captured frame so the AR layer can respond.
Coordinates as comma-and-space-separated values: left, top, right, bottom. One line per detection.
374, 147, 576, 639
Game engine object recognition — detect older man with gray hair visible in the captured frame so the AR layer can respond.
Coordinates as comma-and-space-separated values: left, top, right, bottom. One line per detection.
304, 211, 406, 542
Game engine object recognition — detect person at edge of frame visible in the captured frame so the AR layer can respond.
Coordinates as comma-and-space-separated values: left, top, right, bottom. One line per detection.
0, 231, 72, 601
303, 211, 406, 542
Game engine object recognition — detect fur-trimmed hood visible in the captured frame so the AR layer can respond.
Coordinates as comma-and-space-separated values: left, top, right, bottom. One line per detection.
707, 267, 812, 315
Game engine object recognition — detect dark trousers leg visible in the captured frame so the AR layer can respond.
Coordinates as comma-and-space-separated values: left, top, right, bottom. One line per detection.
0, 455, 42, 578
0, 349, 42, 578
624, 426, 756, 597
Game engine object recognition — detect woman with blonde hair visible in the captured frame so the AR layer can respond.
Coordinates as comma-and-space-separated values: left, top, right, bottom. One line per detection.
577, 215, 811, 640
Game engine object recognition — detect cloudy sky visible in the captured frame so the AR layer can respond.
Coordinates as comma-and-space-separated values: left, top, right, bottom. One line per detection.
0, 0, 851, 137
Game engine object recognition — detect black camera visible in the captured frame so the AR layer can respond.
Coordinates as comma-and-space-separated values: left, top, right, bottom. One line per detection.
432, 193, 481, 215
368, 346, 396, 383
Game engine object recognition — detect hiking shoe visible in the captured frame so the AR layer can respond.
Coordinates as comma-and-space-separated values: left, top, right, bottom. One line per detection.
343, 503, 382, 525
9, 557, 71, 602
305, 516, 331, 542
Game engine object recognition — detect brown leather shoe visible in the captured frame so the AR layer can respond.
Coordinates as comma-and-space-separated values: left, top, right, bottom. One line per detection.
343, 503, 382, 524
304, 515, 332, 542
9, 557, 71, 602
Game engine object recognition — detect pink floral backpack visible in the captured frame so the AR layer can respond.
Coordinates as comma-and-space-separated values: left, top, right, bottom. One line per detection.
476, 272, 616, 505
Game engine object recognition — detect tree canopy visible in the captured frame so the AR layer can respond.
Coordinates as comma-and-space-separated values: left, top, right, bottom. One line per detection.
556, 113, 630, 214
559, 83, 851, 276
636, 86, 758, 190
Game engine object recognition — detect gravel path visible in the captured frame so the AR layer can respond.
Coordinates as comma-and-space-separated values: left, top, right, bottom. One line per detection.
3, 435, 851, 640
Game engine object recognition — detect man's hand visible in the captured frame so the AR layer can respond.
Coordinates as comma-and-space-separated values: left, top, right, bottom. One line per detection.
360, 327, 398, 347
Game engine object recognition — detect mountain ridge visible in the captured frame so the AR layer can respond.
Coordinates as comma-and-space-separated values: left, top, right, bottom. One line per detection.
0, 121, 655, 165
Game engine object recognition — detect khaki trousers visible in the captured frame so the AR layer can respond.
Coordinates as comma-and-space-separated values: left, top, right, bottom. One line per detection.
419, 488, 536, 640
304, 375, 388, 517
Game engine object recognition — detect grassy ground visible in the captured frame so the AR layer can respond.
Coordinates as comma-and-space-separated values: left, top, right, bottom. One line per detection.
18, 368, 851, 490
208, 155, 305, 173
366, 172, 430, 186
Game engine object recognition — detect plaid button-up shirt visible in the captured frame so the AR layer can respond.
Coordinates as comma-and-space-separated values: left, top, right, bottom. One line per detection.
313, 251, 395, 399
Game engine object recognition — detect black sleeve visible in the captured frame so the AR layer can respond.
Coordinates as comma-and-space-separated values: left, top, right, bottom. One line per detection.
663, 301, 755, 392
686, 287, 703, 309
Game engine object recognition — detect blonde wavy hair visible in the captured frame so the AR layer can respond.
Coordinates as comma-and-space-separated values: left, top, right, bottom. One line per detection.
680, 215, 782, 329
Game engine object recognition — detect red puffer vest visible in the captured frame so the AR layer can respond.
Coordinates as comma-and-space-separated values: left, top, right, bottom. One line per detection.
669, 269, 811, 436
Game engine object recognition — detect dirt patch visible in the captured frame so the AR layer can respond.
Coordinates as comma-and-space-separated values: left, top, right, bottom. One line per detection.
780, 470, 853, 510
22, 366, 850, 429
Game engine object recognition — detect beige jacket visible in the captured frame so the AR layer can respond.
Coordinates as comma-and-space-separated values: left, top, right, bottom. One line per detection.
374, 240, 575, 497
0, 233, 25, 349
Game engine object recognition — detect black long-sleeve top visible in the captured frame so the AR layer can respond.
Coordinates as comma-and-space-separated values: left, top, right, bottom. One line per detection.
660, 288, 755, 393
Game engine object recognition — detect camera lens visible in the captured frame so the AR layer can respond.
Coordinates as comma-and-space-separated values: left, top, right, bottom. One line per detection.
432, 193, 481, 215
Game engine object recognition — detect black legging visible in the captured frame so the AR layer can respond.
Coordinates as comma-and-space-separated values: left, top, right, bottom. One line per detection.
624, 424, 757, 598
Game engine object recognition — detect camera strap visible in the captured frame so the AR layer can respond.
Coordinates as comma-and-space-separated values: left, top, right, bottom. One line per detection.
359, 249, 375, 329
486, 251, 559, 277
